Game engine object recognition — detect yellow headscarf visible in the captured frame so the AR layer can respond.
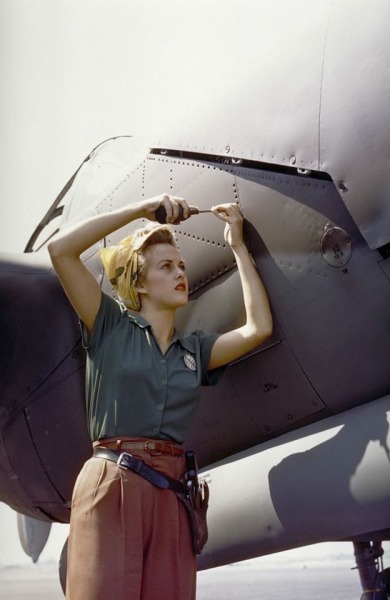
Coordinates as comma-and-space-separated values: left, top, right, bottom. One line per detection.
100, 224, 173, 311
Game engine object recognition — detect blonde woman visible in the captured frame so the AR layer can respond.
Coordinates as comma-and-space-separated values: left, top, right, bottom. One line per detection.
48, 193, 272, 600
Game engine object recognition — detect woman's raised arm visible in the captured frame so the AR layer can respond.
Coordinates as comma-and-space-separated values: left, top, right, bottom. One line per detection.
208, 204, 273, 370
48, 194, 190, 332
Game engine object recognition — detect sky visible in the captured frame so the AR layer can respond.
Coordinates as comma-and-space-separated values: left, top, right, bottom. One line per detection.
0, 0, 389, 584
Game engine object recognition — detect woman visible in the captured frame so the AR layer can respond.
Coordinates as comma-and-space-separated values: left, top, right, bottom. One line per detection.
48, 193, 273, 600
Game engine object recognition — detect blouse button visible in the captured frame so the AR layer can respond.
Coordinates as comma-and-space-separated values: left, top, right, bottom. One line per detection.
157, 403, 164, 411
162, 379, 167, 386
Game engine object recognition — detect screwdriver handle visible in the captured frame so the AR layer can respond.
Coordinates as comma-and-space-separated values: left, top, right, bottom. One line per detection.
155, 205, 199, 224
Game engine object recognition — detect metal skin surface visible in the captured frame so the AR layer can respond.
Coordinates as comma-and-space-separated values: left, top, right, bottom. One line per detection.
198, 395, 390, 569
0, 0, 390, 584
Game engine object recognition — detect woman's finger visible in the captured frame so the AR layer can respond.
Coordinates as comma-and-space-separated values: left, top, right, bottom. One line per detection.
212, 203, 242, 222
157, 194, 190, 223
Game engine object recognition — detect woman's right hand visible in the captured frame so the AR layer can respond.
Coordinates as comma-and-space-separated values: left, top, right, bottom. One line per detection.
48, 192, 191, 334
141, 193, 191, 224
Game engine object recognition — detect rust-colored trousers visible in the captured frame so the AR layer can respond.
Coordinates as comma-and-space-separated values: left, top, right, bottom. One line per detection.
66, 448, 196, 600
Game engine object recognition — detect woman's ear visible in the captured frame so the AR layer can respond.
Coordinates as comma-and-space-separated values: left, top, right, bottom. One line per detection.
136, 277, 147, 297
135, 272, 146, 293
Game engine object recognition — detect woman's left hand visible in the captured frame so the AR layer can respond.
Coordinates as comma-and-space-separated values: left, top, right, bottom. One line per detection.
212, 203, 244, 249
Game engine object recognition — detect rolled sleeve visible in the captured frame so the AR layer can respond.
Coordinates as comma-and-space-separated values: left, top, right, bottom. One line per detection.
80, 293, 125, 353
197, 331, 227, 386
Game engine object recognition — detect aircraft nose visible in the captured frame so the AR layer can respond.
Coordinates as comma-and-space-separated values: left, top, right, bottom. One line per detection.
0, 294, 18, 393
0, 252, 73, 412
0, 251, 91, 522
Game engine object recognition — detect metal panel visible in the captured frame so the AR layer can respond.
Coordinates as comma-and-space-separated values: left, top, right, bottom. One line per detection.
186, 336, 326, 467
320, 0, 390, 249
198, 395, 390, 569
154, 1, 330, 169
151, 0, 390, 249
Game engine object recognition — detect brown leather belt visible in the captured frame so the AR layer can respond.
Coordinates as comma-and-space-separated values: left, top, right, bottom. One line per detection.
93, 437, 184, 457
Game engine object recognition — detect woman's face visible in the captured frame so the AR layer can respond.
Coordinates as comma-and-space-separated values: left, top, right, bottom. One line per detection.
137, 243, 188, 309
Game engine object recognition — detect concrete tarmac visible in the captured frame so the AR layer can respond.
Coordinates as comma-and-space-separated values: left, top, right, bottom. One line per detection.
0, 563, 362, 599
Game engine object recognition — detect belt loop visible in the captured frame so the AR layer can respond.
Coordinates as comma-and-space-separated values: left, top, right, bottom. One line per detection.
145, 440, 157, 453
116, 439, 122, 451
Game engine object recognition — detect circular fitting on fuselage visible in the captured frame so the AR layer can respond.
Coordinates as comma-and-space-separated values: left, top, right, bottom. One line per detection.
320, 222, 352, 267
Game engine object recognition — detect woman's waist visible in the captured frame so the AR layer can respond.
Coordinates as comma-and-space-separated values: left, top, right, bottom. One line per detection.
93, 436, 184, 457
92, 436, 187, 479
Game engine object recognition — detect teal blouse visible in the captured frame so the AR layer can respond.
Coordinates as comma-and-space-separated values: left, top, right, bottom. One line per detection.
81, 293, 225, 443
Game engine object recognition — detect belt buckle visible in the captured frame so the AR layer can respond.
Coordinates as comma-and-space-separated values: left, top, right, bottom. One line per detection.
144, 441, 158, 452
117, 451, 133, 470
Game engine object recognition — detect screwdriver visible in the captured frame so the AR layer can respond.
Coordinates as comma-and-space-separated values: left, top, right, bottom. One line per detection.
155, 205, 213, 224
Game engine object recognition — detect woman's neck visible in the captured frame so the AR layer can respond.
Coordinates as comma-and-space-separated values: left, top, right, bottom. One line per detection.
140, 306, 176, 354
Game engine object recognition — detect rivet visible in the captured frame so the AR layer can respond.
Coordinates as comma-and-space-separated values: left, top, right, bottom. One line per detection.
338, 181, 348, 192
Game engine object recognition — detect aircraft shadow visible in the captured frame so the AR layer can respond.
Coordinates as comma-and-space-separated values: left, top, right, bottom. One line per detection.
268, 400, 390, 539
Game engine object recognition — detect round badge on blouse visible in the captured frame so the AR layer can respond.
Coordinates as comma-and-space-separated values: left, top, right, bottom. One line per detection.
184, 353, 197, 371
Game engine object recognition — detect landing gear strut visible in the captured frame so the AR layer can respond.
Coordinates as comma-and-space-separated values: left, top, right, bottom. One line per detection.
353, 542, 390, 599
